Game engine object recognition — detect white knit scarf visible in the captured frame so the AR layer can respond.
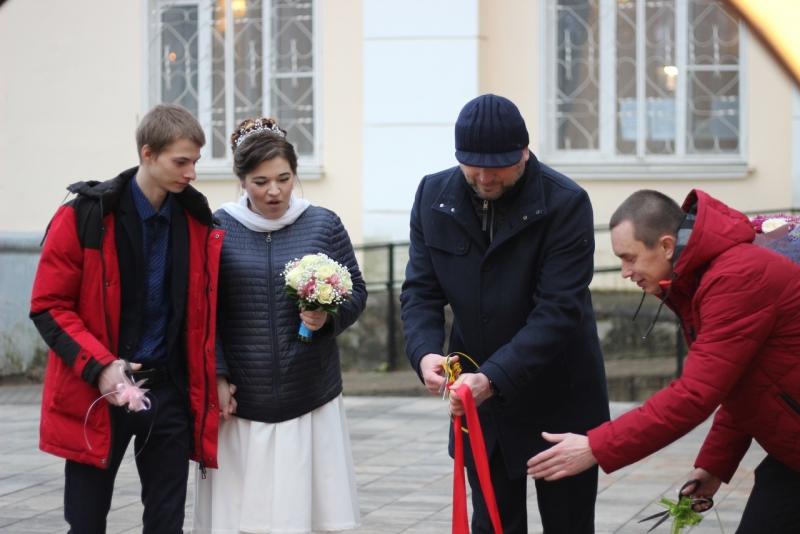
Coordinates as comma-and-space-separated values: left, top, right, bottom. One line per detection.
220, 193, 311, 232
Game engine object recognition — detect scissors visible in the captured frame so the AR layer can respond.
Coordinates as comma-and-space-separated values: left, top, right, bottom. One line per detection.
638, 479, 714, 532
438, 355, 462, 399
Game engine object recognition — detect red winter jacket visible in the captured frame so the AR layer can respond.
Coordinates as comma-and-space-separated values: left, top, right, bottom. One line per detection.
30, 169, 224, 469
589, 190, 800, 482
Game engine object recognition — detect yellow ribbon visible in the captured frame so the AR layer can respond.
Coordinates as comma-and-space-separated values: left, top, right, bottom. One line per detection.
442, 352, 481, 434
442, 352, 479, 396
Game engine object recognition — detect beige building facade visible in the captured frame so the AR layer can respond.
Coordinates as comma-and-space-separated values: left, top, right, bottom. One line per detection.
1, 0, 798, 267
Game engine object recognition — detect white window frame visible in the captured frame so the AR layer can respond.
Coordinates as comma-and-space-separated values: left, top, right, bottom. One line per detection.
539, 0, 749, 180
141, 0, 323, 180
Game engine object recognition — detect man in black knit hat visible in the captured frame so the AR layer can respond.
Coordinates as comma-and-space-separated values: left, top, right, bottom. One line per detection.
401, 94, 609, 533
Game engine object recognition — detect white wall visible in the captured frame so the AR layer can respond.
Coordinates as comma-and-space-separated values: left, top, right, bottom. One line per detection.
362, 0, 480, 242
0, 0, 143, 233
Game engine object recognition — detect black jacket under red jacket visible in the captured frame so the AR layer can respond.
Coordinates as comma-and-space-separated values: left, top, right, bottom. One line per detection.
30, 168, 224, 469
589, 190, 800, 482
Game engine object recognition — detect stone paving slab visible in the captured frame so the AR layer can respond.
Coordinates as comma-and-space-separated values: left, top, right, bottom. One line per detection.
0, 386, 761, 533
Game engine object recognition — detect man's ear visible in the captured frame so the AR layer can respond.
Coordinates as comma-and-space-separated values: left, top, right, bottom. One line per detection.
660, 234, 677, 260
140, 144, 154, 163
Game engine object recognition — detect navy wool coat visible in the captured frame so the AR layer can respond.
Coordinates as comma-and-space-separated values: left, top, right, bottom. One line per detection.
400, 155, 610, 477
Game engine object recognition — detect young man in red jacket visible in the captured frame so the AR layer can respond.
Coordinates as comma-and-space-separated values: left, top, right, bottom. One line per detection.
30, 104, 223, 533
528, 189, 800, 533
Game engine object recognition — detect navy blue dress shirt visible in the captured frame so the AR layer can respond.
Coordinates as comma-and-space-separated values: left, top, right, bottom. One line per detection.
130, 178, 172, 364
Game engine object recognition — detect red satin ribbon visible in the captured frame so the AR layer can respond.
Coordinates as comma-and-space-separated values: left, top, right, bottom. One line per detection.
452, 383, 503, 534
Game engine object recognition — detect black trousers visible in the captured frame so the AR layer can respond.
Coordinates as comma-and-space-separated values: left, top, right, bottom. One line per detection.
736, 455, 800, 534
467, 446, 598, 534
64, 383, 191, 534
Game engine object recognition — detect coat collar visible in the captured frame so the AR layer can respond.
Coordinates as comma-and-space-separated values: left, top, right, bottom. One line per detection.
67, 166, 215, 226
431, 154, 549, 251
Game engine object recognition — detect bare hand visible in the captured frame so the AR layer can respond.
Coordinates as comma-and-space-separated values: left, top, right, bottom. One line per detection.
418, 353, 453, 396
526, 432, 597, 481
217, 376, 238, 421
98, 360, 142, 406
448, 373, 493, 416
300, 309, 328, 331
682, 467, 722, 499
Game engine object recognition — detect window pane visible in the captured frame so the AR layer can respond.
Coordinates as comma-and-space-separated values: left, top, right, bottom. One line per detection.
212, 1, 227, 159
234, 1, 265, 127
687, 71, 739, 152
160, 6, 199, 117
689, 0, 739, 66
209, 0, 265, 159
687, 1, 740, 154
271, 0, 314, 157
272, 76, 314, 156
272, 0, 314, 73
555, 0, 599, 150
645, 0, 676, 155
616, 0, 637, 155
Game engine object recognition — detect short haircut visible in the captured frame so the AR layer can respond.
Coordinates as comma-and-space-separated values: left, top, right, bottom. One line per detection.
230, 117, 298, 179
609, 190, 685, 248
135, 104, 205, 157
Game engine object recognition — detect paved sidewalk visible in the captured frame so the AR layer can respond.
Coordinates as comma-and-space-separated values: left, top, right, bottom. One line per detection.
0, 384, 760, 533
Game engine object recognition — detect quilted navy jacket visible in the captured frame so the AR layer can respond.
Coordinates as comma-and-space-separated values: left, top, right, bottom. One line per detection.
215, 206, 366, 423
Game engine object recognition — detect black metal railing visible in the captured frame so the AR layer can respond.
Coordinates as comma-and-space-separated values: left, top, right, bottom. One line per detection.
354, 206, 800, 373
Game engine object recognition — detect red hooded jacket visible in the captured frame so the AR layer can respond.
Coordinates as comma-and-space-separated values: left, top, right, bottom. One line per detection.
30, 169, 224, 469
589, 190, 800, 482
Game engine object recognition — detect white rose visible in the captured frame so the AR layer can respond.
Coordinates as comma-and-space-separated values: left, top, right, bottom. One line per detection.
285, 268, 303, 289
316, 264, 335, 280
317, 283, 335, 305
299, 254, 320, 269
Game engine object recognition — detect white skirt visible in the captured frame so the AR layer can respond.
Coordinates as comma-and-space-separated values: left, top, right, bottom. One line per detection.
192, 395, 360, 534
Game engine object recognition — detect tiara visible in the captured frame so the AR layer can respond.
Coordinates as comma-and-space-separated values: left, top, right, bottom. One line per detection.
234, 119, 286, 148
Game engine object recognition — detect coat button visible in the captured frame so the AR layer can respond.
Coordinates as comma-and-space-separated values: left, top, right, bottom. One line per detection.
481, 315, 489, 324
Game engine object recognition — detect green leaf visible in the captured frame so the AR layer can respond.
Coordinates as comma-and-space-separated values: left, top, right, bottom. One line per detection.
654, 496, 704, 533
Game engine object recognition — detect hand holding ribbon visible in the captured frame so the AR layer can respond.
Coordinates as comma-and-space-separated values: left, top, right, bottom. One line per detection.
85, 360, 152, 452
448, 373, 494, 416
98, 360, 144, 408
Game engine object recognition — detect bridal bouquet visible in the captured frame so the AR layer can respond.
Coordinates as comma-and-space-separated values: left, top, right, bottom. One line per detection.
283, 253, 353, 341
750, 214, 800, 264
